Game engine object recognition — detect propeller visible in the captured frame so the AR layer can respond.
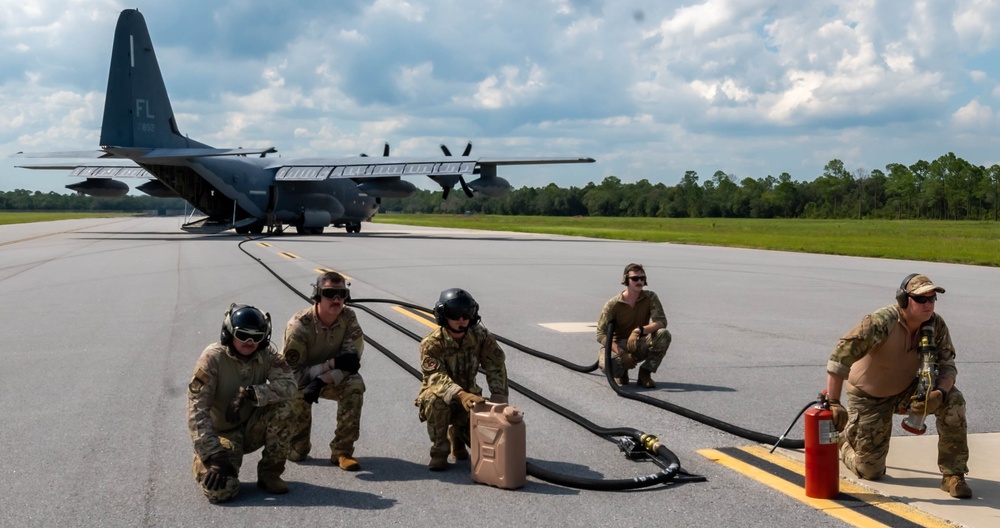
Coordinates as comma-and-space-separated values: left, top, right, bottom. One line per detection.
361, 142, 391, 157
439, 141, 475, 198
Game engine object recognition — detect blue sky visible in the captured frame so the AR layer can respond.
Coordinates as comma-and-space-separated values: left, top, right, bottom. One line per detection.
3, 0, 1000, 195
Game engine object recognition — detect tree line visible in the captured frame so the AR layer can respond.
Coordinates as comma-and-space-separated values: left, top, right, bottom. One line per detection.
382, 153, 1000, 221
5, 152, 999, 220
0, 189, 187, 212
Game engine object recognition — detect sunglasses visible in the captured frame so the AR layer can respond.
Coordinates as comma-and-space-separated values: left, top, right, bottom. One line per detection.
909, 294, 937, 304
627, 276, 647, 283
233, 328, 266, 344
320, 287, 350, 300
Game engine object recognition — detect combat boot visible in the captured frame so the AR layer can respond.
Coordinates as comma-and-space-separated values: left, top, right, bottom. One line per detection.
614, 370, 629, 386
637, 368, 656, 388
428, 454, 449, 471
334, 455, 361, 472
257, 459, 289, 494
940, 474, 972, 498
448, 426, 469, 461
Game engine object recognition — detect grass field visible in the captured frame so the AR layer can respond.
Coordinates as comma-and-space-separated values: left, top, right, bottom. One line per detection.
0, 211, 132, 225
374, 214, 1000, 267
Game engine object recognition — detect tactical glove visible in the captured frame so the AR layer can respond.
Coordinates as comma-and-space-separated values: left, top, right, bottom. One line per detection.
618, 350, 637, 370
334, 353, 361, 374
303, 377, 329, 404
627, 327, 642, 352
910, 389, 945, 415
828, 399, 848, 432
224, 386, 256, 423
456, 391, 486, 412
203, 454, 236, 491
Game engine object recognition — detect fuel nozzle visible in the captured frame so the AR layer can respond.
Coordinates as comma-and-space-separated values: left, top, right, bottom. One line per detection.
902, 332, 937, 435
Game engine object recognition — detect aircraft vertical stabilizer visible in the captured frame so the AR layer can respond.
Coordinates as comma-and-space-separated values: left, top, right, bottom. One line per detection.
99, 9, 209, 150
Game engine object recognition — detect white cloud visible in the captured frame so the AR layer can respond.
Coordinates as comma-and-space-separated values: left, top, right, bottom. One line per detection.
951, 99, 994, 131
6, 0, 1000, 197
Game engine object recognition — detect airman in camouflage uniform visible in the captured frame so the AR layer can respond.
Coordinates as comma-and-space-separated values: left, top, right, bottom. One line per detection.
281, 272, 366, 471
826, 274, 971, 499
597, 263, 671, 388
187, 304, 296, 503
416, 288, 508, 471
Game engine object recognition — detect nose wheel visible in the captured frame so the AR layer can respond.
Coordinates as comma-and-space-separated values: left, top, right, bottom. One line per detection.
345, 222, 362, 234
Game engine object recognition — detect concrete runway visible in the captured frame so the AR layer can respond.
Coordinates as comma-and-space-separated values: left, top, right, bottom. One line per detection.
1, 216, 996, 527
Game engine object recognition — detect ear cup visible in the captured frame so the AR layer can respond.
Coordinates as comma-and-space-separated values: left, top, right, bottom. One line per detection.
896, 273, 919, 308
312, 276, 322, 302
220, 303, 236, 345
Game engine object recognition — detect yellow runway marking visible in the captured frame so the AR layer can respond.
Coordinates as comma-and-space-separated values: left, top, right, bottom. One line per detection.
279, 252, 299, 259
392, 306, 436, 329
314, 268, 351, 280
257, 242, 272, 247
698, 447, 954, 528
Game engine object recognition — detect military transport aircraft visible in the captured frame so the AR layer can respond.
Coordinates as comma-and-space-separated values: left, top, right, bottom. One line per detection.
16, 9, 594, 234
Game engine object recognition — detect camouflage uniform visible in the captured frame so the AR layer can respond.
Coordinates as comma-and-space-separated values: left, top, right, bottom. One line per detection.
596, 290, 671, 376
187, 342, 296, 503
281, 305, 366, 460
828, 304, 968, 480
415, 325, 508, 459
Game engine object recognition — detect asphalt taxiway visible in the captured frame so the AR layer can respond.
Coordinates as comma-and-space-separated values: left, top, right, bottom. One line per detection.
1, 217, 996, 527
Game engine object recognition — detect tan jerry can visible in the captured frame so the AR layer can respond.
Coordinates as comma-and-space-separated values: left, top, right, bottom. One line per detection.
470, 401, 526, 489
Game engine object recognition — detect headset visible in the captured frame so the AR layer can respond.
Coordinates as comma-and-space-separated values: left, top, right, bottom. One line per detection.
895, 273, 920, 308
311, 271, 351, 303
433, 288, 481, 327
621, 263, 648, 285
220, 303, 272, 352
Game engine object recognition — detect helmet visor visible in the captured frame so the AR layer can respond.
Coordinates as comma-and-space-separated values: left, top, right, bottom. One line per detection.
442, 306, 475, 321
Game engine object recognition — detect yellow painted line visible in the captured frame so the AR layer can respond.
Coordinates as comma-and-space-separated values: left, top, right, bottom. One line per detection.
257, 242, 272, 247
740, 446, 952, 528
699, 448, 892, 528
699, 447, 955, 528
314, 268, 352, 280
279, 252, 299, 259
393, 306, 436, 329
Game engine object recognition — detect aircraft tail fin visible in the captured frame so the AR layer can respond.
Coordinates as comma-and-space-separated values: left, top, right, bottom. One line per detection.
100, 9, 209, 150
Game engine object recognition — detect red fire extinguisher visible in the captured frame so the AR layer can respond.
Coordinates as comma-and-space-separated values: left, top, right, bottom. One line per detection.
803, 393, 840, 499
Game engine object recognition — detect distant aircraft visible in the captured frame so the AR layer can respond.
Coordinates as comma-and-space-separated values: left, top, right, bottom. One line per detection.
16, 9, 594, 234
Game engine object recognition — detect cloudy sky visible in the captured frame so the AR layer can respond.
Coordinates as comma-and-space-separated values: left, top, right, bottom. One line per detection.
3, 0, 1000, 195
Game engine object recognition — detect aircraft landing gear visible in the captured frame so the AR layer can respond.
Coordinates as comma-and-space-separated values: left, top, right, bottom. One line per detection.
295, 225, 325, 235
345, 222, 362, 234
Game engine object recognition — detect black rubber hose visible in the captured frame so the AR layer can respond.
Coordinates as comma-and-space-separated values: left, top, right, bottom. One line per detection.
603, 321, 805, 449
238, 240, 705, 488
349, 298, 598, 373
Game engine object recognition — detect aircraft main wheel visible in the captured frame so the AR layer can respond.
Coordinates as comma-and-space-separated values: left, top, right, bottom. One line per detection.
235, 225, 250, 234
249, 221, 265, 234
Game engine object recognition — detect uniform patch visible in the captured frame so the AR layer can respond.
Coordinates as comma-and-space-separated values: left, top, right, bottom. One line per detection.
421, 356, 440, 373
283, 348, 301, 367
189, 369, 210, 394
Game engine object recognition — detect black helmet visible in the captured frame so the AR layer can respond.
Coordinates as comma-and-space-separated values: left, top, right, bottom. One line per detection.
220, 303, 272, 351
433, 288, 481, 327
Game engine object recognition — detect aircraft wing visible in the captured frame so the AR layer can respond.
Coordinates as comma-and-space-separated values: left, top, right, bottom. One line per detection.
268, 155, 595, 181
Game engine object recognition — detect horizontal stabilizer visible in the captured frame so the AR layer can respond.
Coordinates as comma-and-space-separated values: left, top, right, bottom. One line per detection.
11, 150, 115, 159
